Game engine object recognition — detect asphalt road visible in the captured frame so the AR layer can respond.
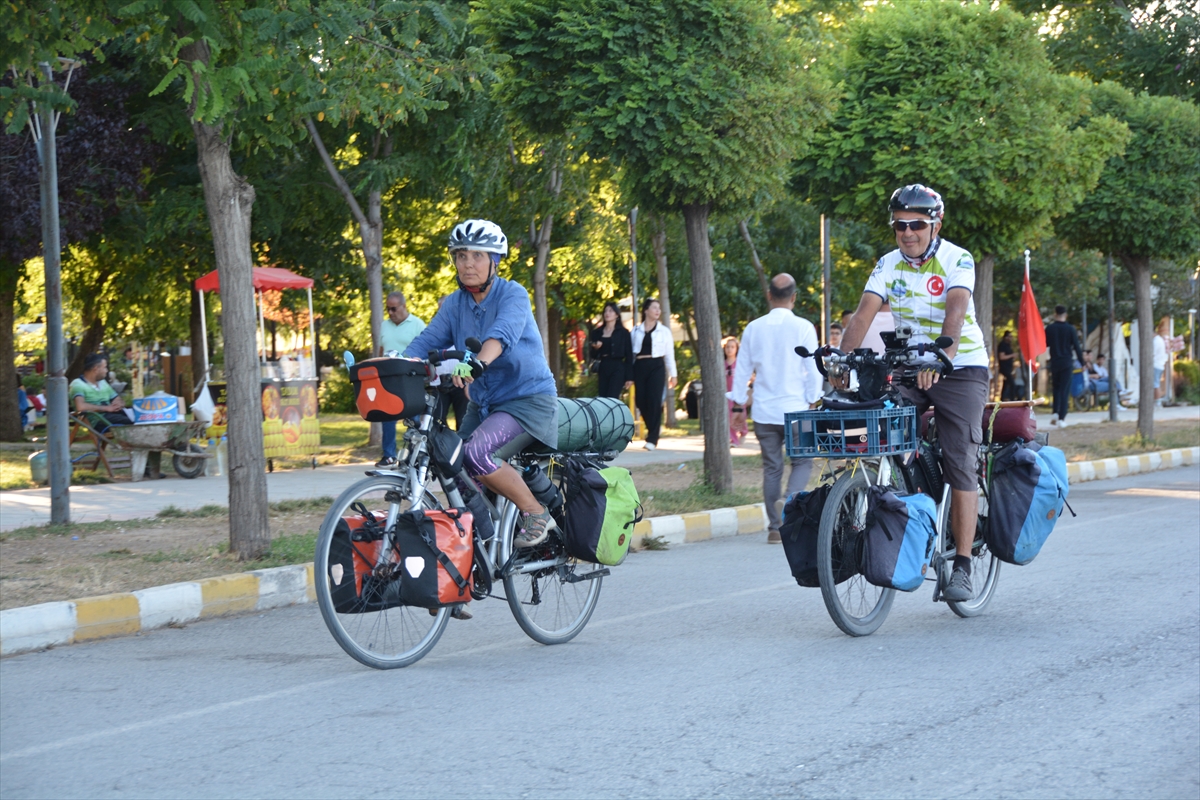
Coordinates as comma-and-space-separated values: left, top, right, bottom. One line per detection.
1, 466, 1197, 799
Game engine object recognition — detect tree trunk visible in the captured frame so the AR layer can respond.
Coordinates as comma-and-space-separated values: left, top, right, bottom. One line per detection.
682, 203, 732, 493
738, 219, 771, 307
1121, 253, 1155, 440
531, 212, 554, 360
976, 253, 995, 357
547, 304, 562, 389
190, 286, 206, 389
189, 74, 270, 559
650, 215, 677, 428
65, 316, 106, 381
0, 288, 22, 441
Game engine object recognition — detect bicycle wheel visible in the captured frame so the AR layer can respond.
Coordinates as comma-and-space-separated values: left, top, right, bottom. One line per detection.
945, 487, 1002, 618
501, 503, 603, 645
817, 466, 895, 637
314, 474, 448, 669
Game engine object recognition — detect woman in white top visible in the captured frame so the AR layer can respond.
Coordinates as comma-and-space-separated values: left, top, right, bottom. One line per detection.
1153, 317, 1170, 404
630, 298, 677, 450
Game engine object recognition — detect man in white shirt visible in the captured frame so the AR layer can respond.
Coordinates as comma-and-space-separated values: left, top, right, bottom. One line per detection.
727, 274, 823, 543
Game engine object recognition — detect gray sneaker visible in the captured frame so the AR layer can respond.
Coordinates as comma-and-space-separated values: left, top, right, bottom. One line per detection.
515, 506, 557, 548
943, 567, 973, 602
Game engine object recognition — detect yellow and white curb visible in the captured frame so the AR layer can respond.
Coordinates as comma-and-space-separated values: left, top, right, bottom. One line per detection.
1, 564, 315, 657
1065, 446, 1198, 484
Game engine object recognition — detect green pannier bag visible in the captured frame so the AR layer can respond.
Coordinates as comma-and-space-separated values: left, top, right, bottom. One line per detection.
560, 456, 643, 566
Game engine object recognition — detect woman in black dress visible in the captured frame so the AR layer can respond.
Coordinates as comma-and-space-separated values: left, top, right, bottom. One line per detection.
589, 301, 633, 398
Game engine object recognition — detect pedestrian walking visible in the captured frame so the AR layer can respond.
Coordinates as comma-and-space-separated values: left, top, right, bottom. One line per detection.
631, 297, 677, 450
996, 330, 1018, 401
377, 291, 425, 467
1045, 305, 1083, 428
589, 301, 634, 399
723, 336, 749, 447
726, 274, 823, 544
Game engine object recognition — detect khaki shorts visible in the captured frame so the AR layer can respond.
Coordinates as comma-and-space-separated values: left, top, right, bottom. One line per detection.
899, 367, 989, 492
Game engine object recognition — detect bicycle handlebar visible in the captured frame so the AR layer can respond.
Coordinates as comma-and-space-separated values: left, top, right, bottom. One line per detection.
795, 336, 955, 386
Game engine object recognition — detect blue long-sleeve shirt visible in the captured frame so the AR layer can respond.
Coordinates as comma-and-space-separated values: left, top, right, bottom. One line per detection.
405, 276, 556, 417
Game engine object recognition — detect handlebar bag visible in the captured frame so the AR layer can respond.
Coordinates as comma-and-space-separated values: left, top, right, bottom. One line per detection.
393, 508, 474, 608
779, 485, 831, 587
860, 487, 937, 592
350, 357, 427, 422
985, 440, 1069, 565
560, 456, 642, 566
817, 396, 889, 448
327, 510, 404, 614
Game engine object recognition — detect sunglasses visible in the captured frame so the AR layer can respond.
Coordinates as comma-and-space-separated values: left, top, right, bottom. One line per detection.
386, 306, 400, 312
891, 219, 932, 233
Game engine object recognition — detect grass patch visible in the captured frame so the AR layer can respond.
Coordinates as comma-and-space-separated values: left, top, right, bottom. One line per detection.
640, 482, 762, 518
639, 534, 669, 551
316, 414, 371, 448
1083, 429, 1200, 460
269, 497, 334, 515
156, 504, 227, 519
100, 548, 135, 558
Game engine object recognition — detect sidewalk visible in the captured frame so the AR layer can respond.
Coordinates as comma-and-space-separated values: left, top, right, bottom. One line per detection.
2, 406, 1195, 532
0, 434, 758, 532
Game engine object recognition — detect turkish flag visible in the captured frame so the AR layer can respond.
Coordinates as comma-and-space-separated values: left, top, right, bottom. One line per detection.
1017, 268, 1046, 370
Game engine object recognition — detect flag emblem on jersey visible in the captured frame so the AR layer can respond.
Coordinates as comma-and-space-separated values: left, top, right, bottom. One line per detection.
926, 276, 944, 296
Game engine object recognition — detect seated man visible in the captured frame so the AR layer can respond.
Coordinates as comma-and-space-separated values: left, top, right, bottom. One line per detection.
1089, 354, 1131, 403
70, 354, 132, 432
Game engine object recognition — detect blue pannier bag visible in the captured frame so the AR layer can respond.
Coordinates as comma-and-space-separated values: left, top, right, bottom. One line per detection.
860, 487, 937, 592
985, 440, 1069, 565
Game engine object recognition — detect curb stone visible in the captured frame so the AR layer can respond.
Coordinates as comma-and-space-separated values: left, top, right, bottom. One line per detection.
3, 446, 1197, 657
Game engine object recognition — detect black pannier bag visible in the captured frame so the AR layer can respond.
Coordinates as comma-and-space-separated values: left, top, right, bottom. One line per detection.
349, 357, 428, 422
393, 508, 474, 608
779, 486, 831, 587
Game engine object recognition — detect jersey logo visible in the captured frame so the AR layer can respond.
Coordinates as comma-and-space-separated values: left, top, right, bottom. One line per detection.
890, 278, 907, 299
926, 276, 944, 297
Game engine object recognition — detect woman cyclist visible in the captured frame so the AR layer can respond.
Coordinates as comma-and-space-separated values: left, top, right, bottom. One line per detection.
404, 219, 560, 550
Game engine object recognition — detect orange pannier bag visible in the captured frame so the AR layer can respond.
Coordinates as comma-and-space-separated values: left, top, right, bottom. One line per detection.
349, 357, 428, 422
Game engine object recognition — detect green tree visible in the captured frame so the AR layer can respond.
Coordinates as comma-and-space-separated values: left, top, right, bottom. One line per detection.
1009, 0, 1199, 102
797, 0, 1128, 355
477, 0, 826, 492
122, 0, 296, 558
1055, 83, 1200, 439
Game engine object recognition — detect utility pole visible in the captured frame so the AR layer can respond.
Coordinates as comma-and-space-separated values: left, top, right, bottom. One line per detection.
1107, 254, 1118, 422
820, 214, 831, 343
32, 61, 76, 525
629, 208, 639, 327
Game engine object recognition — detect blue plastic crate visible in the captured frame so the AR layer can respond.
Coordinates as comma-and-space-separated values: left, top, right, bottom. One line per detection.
785, 405, 919, 458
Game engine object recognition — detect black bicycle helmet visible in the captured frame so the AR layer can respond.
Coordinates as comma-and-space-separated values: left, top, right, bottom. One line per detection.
889, 184, 944, 222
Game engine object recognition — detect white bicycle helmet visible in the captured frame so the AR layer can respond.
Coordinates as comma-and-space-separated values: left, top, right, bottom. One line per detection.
448, 219, 508, 257
889, 184, 945, 222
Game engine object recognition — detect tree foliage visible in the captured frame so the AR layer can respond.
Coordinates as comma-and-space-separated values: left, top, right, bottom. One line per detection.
799, 0, 1127, 258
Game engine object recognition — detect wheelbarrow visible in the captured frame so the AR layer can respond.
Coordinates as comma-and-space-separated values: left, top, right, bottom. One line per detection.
109, 420, 211, 481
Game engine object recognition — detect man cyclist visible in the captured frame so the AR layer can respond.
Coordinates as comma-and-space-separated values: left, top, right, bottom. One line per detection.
404, 220, 560, 552
837, 185, 989, 602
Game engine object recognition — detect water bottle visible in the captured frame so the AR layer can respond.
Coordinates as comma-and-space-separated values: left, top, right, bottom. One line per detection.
206, 438, 220, 477
217, 436, 228, 477
522, 465, 562, 513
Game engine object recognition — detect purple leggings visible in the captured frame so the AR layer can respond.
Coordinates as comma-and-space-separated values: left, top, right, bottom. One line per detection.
462, 411, 534, 477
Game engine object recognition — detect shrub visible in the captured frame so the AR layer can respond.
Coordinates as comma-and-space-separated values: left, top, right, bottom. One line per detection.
319, 368, 356, 413
1174, 359, 1200, 404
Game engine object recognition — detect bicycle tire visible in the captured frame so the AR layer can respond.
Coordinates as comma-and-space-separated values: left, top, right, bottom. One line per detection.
946, 486, 1001, 618
501, 502, 603, 645
817, 467, 895, 637
172, 444, 206, 479
314, 474, 448, 669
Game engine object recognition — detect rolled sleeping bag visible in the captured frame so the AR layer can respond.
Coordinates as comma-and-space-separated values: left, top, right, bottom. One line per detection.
537, 397, 634, 454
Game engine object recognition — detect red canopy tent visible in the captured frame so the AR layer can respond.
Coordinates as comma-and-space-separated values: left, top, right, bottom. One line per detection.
194, 267, 316, 378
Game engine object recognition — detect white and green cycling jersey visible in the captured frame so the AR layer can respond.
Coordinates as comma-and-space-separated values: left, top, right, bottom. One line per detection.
864, 238, 990, 369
